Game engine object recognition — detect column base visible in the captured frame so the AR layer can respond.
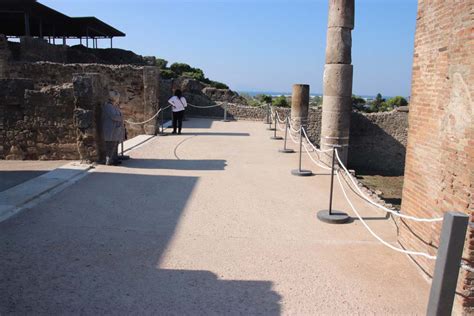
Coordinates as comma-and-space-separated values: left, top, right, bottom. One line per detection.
291, 169, 313, 177
270, 136, 283, 140
279, 148, 294, 153
317, 210, 350, 224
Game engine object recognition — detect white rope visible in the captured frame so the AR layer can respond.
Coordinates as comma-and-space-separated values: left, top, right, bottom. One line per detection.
275, 111, 287, 124
303, 142, 332, 170
302, 128, 332, 154
461, 262, 474, 272
287, 127, 300, 144
288, 120, 301, 133
334, 150, 443, 223
187, 103, 222, 109
336, 172, 437, 260
124, 104, 171, 125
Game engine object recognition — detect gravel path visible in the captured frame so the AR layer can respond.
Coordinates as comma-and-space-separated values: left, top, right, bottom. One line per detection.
0, 118, 429, 315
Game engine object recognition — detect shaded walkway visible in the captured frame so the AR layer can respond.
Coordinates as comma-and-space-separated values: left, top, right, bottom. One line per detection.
0, 118, 429, 314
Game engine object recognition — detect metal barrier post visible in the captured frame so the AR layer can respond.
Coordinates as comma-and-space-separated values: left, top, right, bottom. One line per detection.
267, 107, 275, 131
158, 108, 167, 136
222, 102, 230, 122
119, 140, 130, 160
265, 104, 271, 124
279, 117, 294, 153
317, 146, 349, 224
427, 212, 469, 316
270, 111, 283, 140
291, 127, 312, 176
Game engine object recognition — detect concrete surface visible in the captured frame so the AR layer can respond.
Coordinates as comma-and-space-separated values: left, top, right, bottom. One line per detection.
0, 160, 68, 192
0, 118, 430, 314
0, 162, 92, 222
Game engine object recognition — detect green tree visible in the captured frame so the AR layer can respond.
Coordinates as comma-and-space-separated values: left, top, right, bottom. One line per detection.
210, 81, 229, 89
155, 58, 168, 69
369, 93, 386, 112
272, 95, 289, 107
170, 63, 193, 75
310, 96, 323, 107
385, 96, 408, 108
160, 69, 177, 80
352, 95, 366, 110
256, 94, 272, 104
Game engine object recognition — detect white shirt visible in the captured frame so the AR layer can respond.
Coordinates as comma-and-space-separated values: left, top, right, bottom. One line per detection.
168, 96, 187, 112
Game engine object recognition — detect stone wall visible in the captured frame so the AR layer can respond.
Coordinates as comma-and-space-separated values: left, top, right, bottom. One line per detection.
185, 103, 408, 174
1, 79, 77, 160
3, 61, 159, 139
399, 0, 474, 313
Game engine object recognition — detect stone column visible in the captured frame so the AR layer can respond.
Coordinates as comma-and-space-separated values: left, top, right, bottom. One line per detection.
320, 0, 354, 165
290, 84, 310, 137
142, 66, 160, 135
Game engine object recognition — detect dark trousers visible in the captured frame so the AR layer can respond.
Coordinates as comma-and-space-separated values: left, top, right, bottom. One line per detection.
172, 110, 185, 133
105, 141, 118, 165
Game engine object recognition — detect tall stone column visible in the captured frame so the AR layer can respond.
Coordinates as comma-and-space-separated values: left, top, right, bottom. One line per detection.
290, 84, 310, 137
143, 66, 160, 135
320, 0, 354, 165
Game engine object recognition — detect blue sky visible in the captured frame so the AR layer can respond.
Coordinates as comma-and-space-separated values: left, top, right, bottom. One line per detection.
42, 0, 418, 97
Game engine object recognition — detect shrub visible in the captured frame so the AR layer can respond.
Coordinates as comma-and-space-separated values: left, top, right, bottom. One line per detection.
385, 96, 408, 108
310, 95, 323, 107
352, 95, 366, 110
170, 62, 193, 75
160, 69, 176, 80
272, 95, 290, 107
256, 94, 272, 104
155, 58, 168, 69
210, 81, 229, 89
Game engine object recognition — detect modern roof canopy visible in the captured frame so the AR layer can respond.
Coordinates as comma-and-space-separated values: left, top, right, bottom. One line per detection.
0, 0, 125, 39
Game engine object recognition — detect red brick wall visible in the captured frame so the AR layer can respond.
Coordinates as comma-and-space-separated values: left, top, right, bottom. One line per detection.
400, 0, 474, 313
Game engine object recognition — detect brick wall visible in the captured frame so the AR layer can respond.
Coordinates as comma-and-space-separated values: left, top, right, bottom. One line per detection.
399, 0, 474, 313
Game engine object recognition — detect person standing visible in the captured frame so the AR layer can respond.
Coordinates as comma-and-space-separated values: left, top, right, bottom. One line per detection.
168, 89, 187, 134
102, 90, 124, 165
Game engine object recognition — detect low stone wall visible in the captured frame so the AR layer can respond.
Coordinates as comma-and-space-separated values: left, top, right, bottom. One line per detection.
0, 74, 109, 162
184, 103, 408, 174
4, 61, 160, 139
0, 79, 77, 160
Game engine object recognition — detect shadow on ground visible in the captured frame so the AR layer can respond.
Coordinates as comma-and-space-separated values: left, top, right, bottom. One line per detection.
0, 171, 280, 314
123, 159, 227, 171
0, 170, 49, 192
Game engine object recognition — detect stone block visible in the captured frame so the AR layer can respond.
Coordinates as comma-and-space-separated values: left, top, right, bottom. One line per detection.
328, 0, 355, 29
323, 64, 353, 97
325, 27, 352, 64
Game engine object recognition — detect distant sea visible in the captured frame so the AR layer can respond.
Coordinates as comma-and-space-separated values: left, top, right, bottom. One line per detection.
238, 91, 377, 99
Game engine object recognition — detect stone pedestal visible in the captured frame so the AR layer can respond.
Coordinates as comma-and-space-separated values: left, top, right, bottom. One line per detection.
320, 0, 354, 165
290, 84, 310, 138
142, 66, 160, 135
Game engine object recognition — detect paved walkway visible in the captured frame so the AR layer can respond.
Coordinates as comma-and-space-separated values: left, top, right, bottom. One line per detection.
0, 118, 429, 314
0, 160, 67, 192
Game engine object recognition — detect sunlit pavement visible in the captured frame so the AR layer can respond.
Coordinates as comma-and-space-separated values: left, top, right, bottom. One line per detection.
0, 118, 429, 314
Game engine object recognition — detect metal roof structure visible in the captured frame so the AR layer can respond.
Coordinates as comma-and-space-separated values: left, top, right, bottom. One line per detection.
0, 0, 125, 47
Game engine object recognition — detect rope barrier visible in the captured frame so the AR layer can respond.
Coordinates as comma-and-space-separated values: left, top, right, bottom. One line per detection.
302, 128, 332, 154
302, 142, 332, 171
334, 150, 443, 223
187, 103, 223, 109
336, 172, 437, 260
125, 104, 171, 125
